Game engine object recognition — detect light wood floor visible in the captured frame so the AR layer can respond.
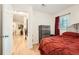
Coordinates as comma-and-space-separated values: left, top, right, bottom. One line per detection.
12, 35, 40, 55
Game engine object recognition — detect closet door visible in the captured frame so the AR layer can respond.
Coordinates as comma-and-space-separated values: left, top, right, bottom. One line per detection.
2, 4, 13, 55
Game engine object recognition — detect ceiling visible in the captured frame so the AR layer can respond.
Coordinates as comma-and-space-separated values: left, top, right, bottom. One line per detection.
12, 4, 74, 14
32, 4, 74, 14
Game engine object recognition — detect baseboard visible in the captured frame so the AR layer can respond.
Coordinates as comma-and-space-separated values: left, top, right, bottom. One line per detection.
32, 41, 39, 45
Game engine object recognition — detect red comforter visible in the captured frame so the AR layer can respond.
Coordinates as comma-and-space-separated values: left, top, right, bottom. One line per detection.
39, 32, 79, 55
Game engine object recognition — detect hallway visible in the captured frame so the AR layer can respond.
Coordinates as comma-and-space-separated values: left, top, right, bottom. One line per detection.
12, 35, 40, 55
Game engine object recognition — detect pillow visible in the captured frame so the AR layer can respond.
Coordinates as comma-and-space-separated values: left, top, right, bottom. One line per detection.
62, 32, 79, 37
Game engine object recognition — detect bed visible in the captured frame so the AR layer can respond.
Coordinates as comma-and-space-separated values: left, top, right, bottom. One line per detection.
39, 32, 79, 55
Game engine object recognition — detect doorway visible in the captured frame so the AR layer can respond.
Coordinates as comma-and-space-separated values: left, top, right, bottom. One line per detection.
12, 11, 28, 54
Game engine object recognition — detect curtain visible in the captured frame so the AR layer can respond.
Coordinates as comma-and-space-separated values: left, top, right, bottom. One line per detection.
55, 16, 60, 35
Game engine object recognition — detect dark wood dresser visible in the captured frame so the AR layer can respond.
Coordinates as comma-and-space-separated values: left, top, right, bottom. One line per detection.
39, 25, 50, 43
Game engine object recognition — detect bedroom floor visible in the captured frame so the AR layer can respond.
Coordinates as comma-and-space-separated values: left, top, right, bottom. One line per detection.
12, 35, 40, 55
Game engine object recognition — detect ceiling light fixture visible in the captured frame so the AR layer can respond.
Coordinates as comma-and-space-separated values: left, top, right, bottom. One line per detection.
41, 4, 46, 7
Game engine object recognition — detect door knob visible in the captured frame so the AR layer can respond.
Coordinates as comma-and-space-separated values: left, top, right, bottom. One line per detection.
4, 35, 9, 37
0, 35, 9, 38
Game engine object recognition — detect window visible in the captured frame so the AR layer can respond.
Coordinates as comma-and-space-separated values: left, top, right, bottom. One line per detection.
59, 14, 70, 30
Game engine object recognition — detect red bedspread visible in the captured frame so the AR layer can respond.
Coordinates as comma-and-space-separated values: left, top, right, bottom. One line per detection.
39, 34, 79, 55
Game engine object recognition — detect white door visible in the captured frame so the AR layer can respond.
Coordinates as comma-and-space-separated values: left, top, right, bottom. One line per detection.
2, 4, 13, 55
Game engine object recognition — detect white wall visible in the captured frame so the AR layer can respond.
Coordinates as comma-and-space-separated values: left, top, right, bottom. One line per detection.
52, 5, 79, 34
31, 11, 52, 44
0, 4, 2, 55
